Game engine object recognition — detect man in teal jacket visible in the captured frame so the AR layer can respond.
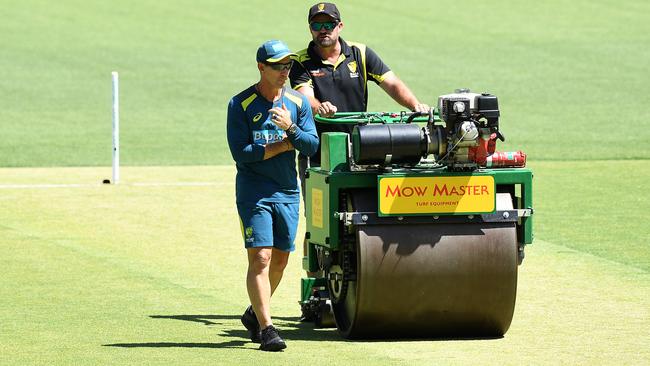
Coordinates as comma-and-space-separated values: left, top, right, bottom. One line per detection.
227, 39, 318, 351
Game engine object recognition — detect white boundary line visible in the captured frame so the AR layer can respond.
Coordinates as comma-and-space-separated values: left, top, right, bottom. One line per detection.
131, 182, 222, 187
0, 184, 102, 189
0, 182, 224, 189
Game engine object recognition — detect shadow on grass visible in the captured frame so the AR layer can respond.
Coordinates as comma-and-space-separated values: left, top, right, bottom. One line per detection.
103, 314, 502, 349
103, 341, 248, 349
103, 313, 341, 350
149, 314, 299, 326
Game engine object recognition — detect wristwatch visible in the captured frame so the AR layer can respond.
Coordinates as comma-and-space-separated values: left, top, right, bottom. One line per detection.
286, 123, 298, 136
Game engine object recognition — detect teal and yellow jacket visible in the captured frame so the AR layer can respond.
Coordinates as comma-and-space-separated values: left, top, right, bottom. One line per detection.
227, 85, 318, 204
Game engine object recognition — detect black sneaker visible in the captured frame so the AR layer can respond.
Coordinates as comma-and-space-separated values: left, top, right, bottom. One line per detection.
240, 305, 261, 343
259, 325, 286, 352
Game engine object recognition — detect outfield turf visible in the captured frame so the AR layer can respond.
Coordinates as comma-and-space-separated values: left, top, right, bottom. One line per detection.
2, 0, 649, 364
1, 0, 649, 166
0, 166, 648, 365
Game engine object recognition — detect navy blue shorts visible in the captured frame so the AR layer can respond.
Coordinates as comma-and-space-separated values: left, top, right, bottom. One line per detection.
237, 201, 299, 252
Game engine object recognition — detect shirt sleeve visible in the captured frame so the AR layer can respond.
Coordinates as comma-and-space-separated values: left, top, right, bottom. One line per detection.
289, 60, 313, 90
365, 46, 391, 84
226, 98, 265, 163
287, 94, 319, 157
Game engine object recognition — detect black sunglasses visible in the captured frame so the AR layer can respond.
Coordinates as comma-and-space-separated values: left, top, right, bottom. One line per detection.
264, 60, 293, 71
310, 21, 338, 31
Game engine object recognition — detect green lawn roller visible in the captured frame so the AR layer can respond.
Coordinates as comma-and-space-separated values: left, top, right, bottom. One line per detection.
300, 89, 533, 339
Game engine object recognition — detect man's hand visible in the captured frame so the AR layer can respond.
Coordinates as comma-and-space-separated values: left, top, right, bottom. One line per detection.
412, 103, 431, 113
282, 138, 294, 151
316, 101, 337, 117
268, 103, 293, 130
263, 138, 294, 160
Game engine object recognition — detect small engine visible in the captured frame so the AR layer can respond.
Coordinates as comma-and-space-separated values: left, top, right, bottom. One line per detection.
351, 89, 526, 170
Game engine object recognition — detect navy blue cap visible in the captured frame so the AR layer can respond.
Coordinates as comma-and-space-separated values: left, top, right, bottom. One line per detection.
256, 40, 297, 63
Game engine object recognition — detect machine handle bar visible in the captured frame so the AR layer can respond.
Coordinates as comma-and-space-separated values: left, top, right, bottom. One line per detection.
314, 111, 439, 125
405, 110, 435, 124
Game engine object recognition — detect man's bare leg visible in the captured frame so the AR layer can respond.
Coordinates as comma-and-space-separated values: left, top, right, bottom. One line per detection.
269, 248, 290, 295
246, 247, 273, 328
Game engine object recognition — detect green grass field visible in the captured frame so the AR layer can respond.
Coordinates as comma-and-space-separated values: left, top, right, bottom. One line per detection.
0, 166, 648, 365
2, 0, 649, 166
1, 0, 649, 364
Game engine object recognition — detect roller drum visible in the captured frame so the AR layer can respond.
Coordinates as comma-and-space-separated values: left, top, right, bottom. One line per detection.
331, 193, 518, 339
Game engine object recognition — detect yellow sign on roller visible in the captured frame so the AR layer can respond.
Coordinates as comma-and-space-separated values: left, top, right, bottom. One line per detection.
311, 188, 324, 228
379, 176, 496, 215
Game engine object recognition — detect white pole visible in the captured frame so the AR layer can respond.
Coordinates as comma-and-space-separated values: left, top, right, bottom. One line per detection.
111, 71, 120, 184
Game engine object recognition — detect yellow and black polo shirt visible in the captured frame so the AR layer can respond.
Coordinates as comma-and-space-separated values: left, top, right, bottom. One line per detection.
289, 37, 391, 137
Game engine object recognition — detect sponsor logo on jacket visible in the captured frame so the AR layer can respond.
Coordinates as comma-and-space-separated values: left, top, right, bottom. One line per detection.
252, 129, 286, 145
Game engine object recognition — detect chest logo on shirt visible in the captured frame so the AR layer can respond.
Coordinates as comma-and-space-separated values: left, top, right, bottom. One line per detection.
347, 61, 359, 78
310, 69, 325, 77
252, 112, 263, 122
253, 129, 286, 145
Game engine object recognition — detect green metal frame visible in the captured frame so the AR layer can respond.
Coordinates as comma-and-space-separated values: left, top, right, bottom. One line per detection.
314, 111, 439, 125
300, 277, 327, 303
304, 167, 533, 273
305, 169, 377, 251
